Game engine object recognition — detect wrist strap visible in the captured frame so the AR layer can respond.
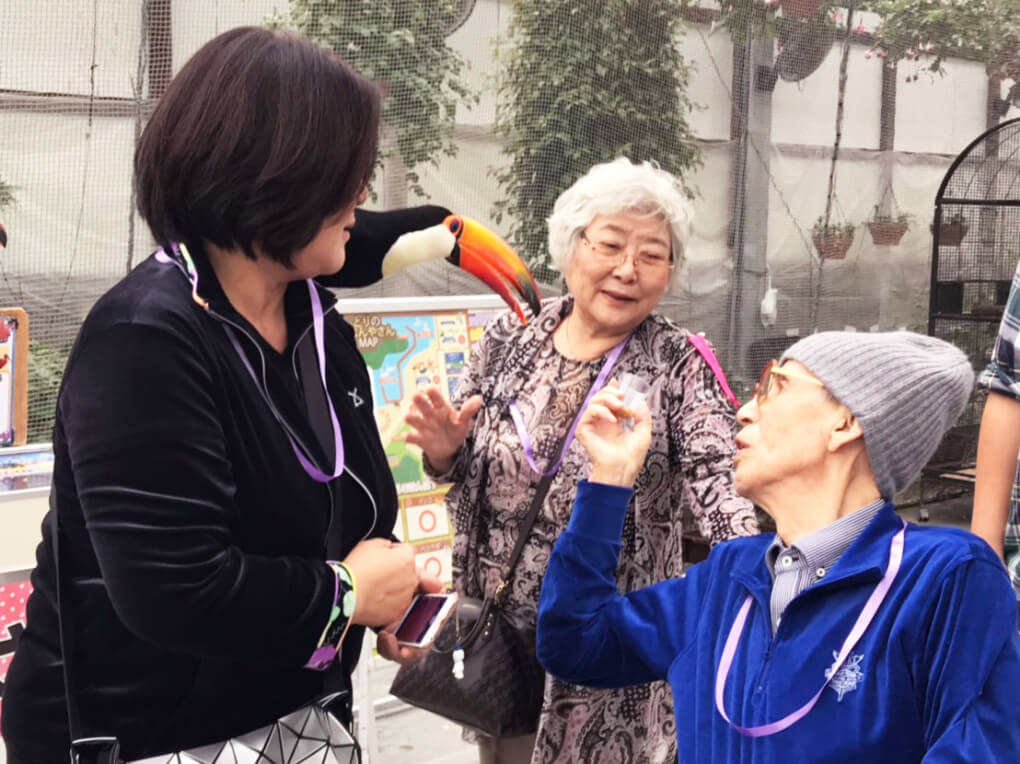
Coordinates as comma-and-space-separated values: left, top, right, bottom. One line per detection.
306, 563, 356, 670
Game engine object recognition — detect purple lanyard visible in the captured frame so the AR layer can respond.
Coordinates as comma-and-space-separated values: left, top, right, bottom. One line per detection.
157, 244, 344, 483
508, 336, 629, 476
714, 519, 906, 738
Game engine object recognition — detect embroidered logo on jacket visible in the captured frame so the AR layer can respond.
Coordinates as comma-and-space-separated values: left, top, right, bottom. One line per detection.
348, 387, 365, 408
824, 651, 864, 702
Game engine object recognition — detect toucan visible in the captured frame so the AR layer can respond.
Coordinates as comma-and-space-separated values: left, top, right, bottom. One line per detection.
318, 205, 541, 324
0, 222, 6, 248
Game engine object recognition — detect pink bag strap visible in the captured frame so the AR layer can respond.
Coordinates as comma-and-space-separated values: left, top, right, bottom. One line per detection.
687, 334, 740, 408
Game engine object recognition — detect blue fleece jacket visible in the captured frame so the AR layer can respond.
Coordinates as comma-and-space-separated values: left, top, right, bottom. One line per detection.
537, 481, 1020, 763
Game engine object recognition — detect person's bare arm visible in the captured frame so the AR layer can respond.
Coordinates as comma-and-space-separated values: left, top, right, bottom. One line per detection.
972, 392, 1020, 560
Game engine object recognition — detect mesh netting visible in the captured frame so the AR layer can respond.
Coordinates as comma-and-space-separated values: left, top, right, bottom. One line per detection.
0, 0, 1017, 439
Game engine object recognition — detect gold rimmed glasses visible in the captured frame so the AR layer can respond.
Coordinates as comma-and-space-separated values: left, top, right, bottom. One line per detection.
752, 359, 825, 403
580, 231, 673, 271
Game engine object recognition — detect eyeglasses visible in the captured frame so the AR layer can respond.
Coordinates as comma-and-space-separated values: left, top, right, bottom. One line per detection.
752, 359, 825, 403
580, 232, 673, 271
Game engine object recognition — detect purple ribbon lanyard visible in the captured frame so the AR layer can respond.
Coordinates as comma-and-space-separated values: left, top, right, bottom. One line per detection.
226, 281, 345, 483
158, 245, 344, 483
509, 336, 629, 476
714, 519, 907, 738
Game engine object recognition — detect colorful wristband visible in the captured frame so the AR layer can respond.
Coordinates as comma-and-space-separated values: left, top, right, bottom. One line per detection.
304, 562, 357, 671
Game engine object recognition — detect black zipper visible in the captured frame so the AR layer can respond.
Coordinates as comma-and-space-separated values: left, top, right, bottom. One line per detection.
750, 594, 777, 695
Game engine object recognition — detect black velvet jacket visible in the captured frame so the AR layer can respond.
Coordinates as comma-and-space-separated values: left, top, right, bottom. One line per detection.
2, 248, 398, 761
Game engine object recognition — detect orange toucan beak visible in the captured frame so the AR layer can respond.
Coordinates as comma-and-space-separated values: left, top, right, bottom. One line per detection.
443, 215, 541, 323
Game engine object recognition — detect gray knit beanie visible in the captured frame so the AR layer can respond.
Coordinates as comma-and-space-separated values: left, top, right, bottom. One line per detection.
781, 331, 975, 499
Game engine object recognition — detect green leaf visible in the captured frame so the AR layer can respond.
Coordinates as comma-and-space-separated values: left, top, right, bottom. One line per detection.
277, 0, 478, 199
492, 0, 702, 272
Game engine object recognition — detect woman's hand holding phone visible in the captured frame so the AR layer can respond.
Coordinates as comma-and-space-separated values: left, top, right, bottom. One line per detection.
376, 570, 450, 665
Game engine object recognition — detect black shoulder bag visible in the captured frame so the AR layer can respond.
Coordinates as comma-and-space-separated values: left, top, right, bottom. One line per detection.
388, 434, 565, 739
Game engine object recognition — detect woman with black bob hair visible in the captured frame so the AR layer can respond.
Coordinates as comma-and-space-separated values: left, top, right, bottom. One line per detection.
2, 26, 432, 762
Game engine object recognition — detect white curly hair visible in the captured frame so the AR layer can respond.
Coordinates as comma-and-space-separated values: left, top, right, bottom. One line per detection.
546, 157, 693, 289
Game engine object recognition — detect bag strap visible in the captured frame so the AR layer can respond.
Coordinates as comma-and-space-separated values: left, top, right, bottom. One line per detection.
494, 460, 559, 605
51, 494, 123, 762
687, 333, 740, 408
50, 492, 82, 741
493, 364, 601, 604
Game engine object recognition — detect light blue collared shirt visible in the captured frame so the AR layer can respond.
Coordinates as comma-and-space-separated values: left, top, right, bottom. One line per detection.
765, 499, 885, 633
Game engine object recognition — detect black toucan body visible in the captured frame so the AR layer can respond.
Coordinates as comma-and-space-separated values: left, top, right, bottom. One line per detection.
317, 205, 541, 323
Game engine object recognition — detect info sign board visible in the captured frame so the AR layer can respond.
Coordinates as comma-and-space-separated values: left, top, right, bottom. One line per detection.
343, 295, 504, 586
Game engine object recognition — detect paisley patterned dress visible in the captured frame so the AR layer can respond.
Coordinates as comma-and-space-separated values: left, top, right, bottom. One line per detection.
428, 295, 758, 764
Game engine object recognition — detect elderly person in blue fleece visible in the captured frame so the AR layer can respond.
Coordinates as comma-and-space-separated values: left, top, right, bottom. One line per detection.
537, 331, 1020, 763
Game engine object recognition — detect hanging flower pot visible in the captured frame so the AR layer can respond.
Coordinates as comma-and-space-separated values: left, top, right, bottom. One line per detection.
779, 0, 824, 18
930, 219, 968, 247
775, 14, 836, 82
812, 232, 854, 260
867, 220, 909, 246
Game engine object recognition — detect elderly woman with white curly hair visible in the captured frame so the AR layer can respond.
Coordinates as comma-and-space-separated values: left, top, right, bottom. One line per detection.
401, 158, 759, 764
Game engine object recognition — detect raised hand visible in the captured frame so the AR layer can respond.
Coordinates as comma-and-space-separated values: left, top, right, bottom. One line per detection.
404, 386, 483, 473
575, 381, 652, 488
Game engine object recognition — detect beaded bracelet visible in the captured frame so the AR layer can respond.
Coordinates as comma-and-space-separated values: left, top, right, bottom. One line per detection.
304, 562, 356, 671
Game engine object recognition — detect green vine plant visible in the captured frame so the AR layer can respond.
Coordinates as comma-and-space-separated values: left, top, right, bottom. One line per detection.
492, 0, 702, 280
270, 1, 478, 199
714, 0, 780, 41
0, 176, 14, 210
0, 179, 68, 444
27, 343, 68, 444
714, 1, 842, 45
867, 0, 1019, 83
870, 204, 910, 224
812, 217, 856, 236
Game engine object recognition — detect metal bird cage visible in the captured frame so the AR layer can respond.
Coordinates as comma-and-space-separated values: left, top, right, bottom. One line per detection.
922, 117, 1020, 517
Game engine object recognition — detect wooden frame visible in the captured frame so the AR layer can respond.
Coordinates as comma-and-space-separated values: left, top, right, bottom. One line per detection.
0, 308, 29, 446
